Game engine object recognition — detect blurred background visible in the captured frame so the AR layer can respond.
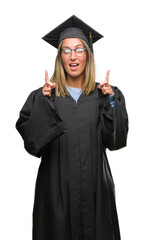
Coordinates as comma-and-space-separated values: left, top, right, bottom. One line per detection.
0, 0, 143, 239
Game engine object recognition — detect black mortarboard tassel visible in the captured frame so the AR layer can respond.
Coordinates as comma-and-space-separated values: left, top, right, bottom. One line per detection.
42, 15, 103, 53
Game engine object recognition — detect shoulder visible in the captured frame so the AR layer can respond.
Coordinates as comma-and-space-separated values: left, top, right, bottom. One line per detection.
26, 87, 43, 97
23, 87, 44, 106
29, 86, 49, 99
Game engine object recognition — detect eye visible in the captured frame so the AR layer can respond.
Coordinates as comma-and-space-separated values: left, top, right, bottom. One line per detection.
76, 48, 84, 53
64, 48, 71, 54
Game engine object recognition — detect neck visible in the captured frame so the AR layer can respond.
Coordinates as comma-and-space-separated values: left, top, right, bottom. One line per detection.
66, 73, 84, 89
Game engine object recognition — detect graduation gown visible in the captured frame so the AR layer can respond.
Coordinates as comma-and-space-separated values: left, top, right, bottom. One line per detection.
16, 83, 128, 240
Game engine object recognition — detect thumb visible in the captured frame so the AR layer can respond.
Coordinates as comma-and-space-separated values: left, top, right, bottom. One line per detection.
52, 82, 56, 89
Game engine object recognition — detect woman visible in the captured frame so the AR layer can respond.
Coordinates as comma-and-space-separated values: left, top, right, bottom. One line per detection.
16, 15, 128, 240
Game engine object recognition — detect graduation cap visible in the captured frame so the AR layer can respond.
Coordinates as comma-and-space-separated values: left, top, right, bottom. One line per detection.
42, 15, 103, 53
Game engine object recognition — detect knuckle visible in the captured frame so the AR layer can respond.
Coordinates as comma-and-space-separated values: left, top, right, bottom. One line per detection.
44, 87, 51, 92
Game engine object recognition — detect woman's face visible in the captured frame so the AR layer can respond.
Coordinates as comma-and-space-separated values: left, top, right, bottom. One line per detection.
61, 38, 87, 79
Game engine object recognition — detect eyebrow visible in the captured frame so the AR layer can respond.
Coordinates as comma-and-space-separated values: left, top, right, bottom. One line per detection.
62, 44, 84, 48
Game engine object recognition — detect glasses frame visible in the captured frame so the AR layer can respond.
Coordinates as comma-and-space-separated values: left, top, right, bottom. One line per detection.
60, 47, 87, 56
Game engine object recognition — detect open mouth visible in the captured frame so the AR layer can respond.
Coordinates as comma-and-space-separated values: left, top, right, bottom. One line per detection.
69, 63, 79, 70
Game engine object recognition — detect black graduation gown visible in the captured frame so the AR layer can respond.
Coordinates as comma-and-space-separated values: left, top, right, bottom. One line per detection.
16, 83, 128, 240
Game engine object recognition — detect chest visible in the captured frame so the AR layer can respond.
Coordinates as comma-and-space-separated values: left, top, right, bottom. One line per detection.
54, 94, 100, 132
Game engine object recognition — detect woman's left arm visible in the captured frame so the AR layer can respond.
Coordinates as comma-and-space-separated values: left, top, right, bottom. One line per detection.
98, 70, 129, 150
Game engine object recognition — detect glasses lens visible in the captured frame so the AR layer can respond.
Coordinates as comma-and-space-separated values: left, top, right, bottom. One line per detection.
75, 48, 86, 56
64, 49, 71, 54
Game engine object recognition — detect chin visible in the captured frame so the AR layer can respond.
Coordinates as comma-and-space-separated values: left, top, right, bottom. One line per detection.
69, 74, 80, 78
67, 71, 84, 79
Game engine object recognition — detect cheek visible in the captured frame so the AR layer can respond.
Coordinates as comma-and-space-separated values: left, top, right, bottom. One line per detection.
81, 56, 87, 69
61, 56, 68, 70
63, 64, 69, 74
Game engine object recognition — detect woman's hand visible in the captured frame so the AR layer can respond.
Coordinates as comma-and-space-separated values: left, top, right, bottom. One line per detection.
42, 70, 56, 96
97, 70, 114, 95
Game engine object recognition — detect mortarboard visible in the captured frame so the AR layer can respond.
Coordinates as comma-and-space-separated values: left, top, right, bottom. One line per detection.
42, 15, 103, 53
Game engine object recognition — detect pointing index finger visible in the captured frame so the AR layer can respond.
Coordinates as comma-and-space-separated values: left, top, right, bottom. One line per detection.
105, 69, 110, 83
45, 70, 49, 85
45, 70, 53, 88
97, 69, 110, 90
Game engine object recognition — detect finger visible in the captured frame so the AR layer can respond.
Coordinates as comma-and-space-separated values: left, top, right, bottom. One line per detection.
99, 80, 107, 88
45, 70, 49, 85
43, 81, 56, 91
101, 86, 108, 91
102, 87, 113, 95
97, 70, 110, 89
43, 93, 51, 97
46, 91, 51, 96
105, 69, 110, 83
103, 90, 109, 95
45, 70, 54, 88
102, 89, 109, 95
43, 91, 51, 96
43, 87, 52, 92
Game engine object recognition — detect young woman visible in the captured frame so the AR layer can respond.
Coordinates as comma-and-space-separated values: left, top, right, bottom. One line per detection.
16, 15, 128, 240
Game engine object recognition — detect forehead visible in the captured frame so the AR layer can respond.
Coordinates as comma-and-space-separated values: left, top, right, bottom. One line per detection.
62, 38, 84, 48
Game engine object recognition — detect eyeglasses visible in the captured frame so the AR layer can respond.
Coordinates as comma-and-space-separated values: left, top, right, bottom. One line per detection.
60, 47, 87, 57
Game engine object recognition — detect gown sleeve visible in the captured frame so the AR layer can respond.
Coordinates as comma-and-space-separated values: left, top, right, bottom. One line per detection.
99, 87, 128, 151
15, 87, 67, 158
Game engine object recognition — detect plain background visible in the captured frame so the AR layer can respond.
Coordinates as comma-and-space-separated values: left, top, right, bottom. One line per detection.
0, 0, 144, 239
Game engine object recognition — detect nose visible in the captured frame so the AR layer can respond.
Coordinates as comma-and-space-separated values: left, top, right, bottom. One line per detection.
70, 49, 77, 60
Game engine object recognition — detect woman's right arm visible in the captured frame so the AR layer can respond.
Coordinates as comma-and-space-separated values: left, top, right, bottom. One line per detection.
16, 71, 66, 158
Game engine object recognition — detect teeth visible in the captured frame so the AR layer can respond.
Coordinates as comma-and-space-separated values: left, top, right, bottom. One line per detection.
70, 64, 78, 66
